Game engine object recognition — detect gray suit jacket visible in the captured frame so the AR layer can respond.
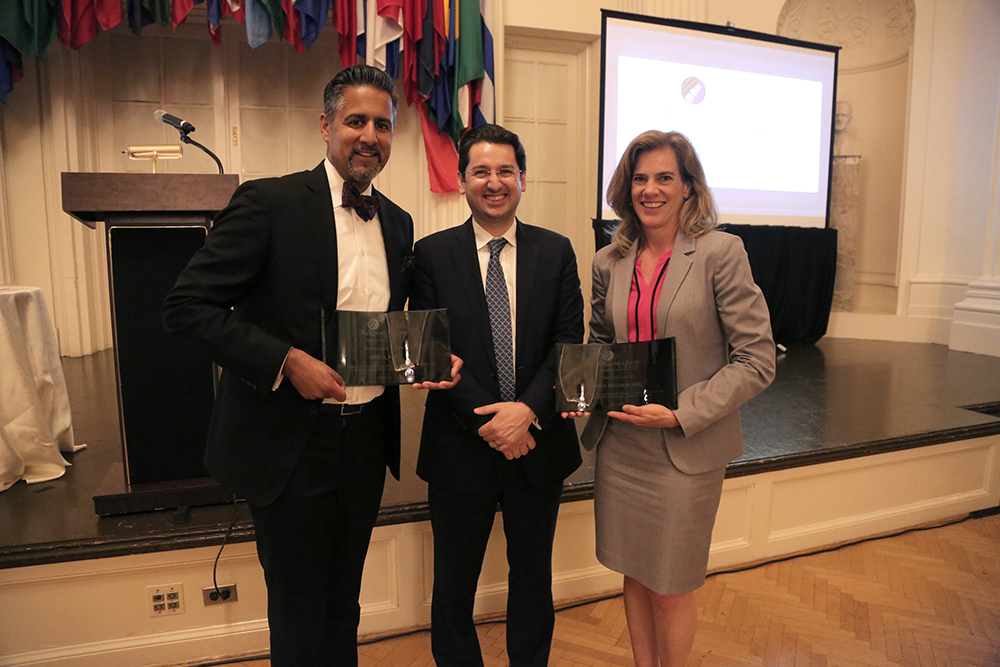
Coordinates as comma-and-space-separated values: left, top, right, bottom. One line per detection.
580, 230, 775, 474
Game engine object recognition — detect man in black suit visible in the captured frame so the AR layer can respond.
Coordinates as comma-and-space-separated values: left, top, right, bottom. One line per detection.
410, 124, 584, 667
163, 65, 456, 667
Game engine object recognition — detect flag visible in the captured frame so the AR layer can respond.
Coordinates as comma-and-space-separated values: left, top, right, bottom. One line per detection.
0, 0, 58, 57
418, 103, 459, 193
374, 0, 403, 77
172, 0, 196, 29
334, 0, 356, 67
259, 0, 284, 39
0, 37, 23, 104
400, 0, 425, 104
207, 0, 238, 45
56, 0, 122, 48
282, 0, 302, 53
243, 0, 271, 47
427, 0, 455, 137
415, 0, 444, 99
57, 0, 101, 48
456, 0, 492, 128
126, 0, 170, 36
355, 0, 365, 61
475, 0, 495, 125
296, 0, 329, 49
96, 0, 122, 31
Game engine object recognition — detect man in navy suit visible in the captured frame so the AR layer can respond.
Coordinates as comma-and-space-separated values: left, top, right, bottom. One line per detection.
163, 65, 456, 667
410, 124, 584, 667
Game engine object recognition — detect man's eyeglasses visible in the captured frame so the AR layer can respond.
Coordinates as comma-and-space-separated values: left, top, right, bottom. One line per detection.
463, 168, 521, 182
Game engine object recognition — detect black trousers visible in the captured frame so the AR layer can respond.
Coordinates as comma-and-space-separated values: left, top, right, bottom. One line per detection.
428, 463, 564, 667
249, 396, 389, 667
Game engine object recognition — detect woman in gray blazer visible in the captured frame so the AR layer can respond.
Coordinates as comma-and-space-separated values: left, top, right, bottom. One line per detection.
572, 130, 775, 666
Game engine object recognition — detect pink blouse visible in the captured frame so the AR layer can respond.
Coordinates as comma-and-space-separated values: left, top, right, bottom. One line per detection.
627, 250, 671, 343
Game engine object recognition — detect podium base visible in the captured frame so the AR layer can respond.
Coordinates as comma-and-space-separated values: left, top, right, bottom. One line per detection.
93, 463, 234, 516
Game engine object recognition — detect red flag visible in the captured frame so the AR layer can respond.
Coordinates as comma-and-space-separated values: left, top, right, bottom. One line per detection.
57, 0, 99, 49
431, 0, 445, 76
401, 0, 426, 104
172, 0, 195, 29
282, 0, 303, 53
96, 0, 121, 30
334, 0, 356, 67
377, 0, 403, 21
417, 102, 459, 193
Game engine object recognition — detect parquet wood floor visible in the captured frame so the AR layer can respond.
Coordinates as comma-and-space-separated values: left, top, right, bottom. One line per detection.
217, 513, 1000, 667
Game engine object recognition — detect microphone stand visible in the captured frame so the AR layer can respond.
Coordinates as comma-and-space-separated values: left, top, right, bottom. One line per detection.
177, 130, 225, 174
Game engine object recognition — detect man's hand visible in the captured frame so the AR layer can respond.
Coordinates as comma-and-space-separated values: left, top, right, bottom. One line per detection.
489, 432, 536, 460
283, 347, 347, 401
474, 401, 536, 448
412, 354, 463, 390
607, 403, 679, 428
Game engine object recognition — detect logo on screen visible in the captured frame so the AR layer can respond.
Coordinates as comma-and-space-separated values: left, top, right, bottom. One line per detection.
681, 77, 706, 104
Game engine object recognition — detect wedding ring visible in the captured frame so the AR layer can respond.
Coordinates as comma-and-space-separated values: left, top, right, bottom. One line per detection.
490, 440, 497, 449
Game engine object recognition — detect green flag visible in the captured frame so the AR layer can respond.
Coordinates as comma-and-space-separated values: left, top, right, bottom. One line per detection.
0, 0, 57, 58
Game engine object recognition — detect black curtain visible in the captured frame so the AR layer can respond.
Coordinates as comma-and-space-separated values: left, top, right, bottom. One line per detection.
592, 220, 837, 346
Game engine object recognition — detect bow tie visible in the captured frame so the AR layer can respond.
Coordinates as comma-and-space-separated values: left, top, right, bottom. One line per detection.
342, 182, 379, 221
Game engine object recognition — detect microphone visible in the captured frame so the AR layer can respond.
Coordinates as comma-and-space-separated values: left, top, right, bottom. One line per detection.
154, 110, 196, 134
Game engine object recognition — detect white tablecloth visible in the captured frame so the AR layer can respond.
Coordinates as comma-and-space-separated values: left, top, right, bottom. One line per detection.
0, 286, 84, 492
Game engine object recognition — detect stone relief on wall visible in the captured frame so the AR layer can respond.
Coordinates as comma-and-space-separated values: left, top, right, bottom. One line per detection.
817, 0, 871, 49
884, 0, 916, 39
777, 0, 914, 69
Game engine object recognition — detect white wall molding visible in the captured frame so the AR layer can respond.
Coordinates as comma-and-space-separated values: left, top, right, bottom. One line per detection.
949, 280, 1000, 356
825, 311, 950, 344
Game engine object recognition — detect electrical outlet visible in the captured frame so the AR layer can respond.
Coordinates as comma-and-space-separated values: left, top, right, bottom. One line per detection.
147, 583, 185, 617
202, 583, 238, 605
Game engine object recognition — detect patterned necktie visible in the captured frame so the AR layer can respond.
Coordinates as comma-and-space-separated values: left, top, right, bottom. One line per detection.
486, 238, 515, 402
341, 182, 379, 221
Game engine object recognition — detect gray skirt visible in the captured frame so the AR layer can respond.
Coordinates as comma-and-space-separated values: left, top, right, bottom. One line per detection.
594, 419, 725, 595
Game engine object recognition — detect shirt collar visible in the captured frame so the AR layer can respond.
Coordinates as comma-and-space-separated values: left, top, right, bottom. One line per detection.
472, 219, 518, 252
324, 158, 373, 209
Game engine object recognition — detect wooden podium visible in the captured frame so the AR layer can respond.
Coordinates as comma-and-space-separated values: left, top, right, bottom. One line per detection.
62, 173, 240, 515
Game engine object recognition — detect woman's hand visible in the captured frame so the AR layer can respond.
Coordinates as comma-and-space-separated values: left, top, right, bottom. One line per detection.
561, 411, 591, 419
608, 403, 679, 428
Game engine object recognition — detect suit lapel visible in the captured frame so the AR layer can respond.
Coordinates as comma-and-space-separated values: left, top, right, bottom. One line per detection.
610, 243, 637, 344
514, 221, 539, 362
375, 187, 406, 311
304, 163, 339, 309
452, 219, 497, 369
656, 232, 695, 334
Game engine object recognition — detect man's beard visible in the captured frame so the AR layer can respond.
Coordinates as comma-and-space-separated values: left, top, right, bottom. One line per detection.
347, 151, 384, 184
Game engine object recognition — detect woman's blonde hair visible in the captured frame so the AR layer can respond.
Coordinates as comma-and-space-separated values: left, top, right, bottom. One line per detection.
606, 130, 718, 257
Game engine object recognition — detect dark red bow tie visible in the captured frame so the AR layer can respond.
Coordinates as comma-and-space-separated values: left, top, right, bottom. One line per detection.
342, 182, 379, 221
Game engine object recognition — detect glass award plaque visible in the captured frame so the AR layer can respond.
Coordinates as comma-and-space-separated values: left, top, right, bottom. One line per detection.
333, 309, 451, 386
556, 338, 677, 412
557, 344, 605, 412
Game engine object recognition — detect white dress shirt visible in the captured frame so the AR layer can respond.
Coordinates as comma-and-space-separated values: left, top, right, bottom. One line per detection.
326, 160, 390, 404
275, 161, 390, 404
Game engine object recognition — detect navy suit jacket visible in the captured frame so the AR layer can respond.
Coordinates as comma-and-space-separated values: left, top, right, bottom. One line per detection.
163, 163, 413, 506
410, 218, 584, 493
